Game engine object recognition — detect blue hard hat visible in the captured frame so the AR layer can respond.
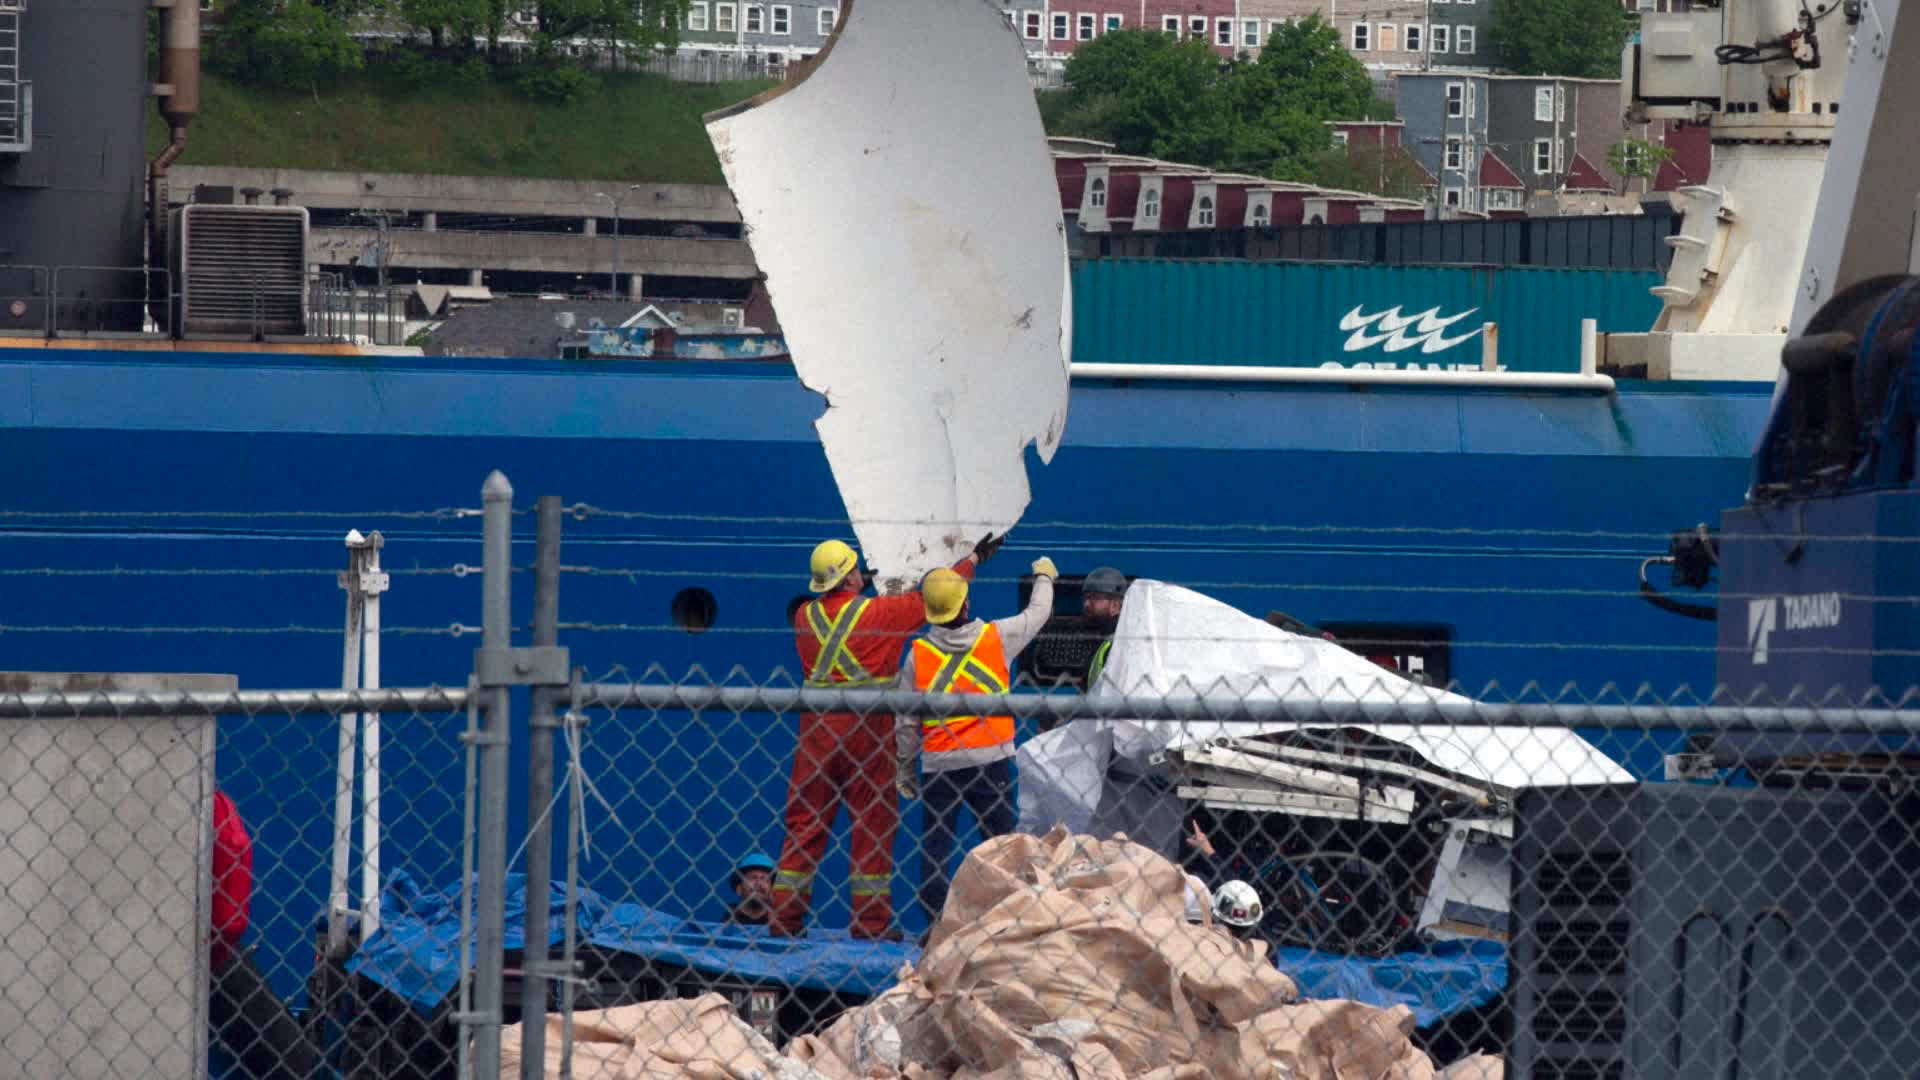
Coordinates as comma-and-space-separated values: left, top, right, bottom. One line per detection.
736, 852, 776, 873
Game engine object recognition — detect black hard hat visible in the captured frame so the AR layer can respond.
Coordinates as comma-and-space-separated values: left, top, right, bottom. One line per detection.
1083, 567, 1127, 596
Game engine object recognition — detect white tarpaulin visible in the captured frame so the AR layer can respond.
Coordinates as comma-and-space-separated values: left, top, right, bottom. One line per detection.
1018, 581, 1633, 849
706, 0, 1072, 591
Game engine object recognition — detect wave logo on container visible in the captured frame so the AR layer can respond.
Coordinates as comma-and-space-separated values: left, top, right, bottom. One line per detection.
1339, 305, 1482, 354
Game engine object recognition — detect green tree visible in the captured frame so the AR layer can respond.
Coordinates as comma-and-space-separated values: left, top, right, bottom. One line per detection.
1052, 31, 1228, 161
1310, 143, 1432, 200
1045, 18, 1386, 181
214, 0, 365, 91
1607, 136, 1676, 194
390, 0, 492, 51
1490, 0, 1633, 77
530, 0, 688, 59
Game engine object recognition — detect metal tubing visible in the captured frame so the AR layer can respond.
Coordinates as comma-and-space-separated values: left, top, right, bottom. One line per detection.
1067, 361, 1613, 392
473, 470, 515, 1080
328, 542, 365, 958
570, 682, 1920, 736
521, 495, 563, 1080
0, 687, 467, 718
361, 535, 385, 941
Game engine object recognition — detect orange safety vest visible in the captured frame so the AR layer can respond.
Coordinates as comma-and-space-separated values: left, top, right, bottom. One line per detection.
911, 623, 1014, 754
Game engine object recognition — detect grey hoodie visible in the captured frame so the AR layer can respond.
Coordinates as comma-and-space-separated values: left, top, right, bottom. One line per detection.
896, 574, 1055, 774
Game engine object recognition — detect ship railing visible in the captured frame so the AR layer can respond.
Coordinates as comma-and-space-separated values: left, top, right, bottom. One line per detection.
47, 264, 173, 339
307, 273, 410, 346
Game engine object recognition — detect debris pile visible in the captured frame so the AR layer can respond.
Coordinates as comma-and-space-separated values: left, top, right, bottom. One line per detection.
508, 827, 1503, 1078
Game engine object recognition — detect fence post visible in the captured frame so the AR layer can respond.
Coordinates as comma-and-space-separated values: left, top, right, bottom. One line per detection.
521, 495, 563, 1080
473, 470, 515, 1079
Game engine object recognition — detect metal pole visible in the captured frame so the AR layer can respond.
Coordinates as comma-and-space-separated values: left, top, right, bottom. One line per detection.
521, 496, 563, 1080
474, 470, 514, 1079
359, 532, 388, 940
610, 197, 621, 298
328, 536, 366, 958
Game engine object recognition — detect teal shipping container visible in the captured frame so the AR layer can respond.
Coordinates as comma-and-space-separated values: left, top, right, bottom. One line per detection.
1070, 259, 1665, 374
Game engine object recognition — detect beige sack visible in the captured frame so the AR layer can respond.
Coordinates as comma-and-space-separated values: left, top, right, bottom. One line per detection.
500, 993, 834, 1080
796, 827, 1441, 1079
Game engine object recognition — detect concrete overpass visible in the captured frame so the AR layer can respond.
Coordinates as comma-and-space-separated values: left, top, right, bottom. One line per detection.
170, 165, 761, 294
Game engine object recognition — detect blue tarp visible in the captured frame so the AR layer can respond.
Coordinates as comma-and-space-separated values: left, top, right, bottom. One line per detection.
349, 875, 1503, 1026
1275, 940, 1508, 1028
346, 873, 915, 1012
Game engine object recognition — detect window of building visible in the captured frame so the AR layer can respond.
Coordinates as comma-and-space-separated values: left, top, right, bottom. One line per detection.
1106, 14, 1124, 32
1196, 195, 1216, 226
1333, 130, 1351, 146
1189, 15, 1207, 37
1622, 142, 1646, 173
1377, 24, 1396, 50
1079, 12, 1095, 38
1270, 19, 1288, 38
1089, 178, 1107, 208
1456, 25, 1475, 52
1444, 137, 1463, 170
1535, 86, 1554, 121
1444, 187, 1462, 207
1143, 188, 1160, 217
1352, 23, 1369, 50
1252, 202, 1270, 225
1431, 24, 1450, 51
1445, 80, 1465, 117
716, 2, 735, 31
1534, 138, 1553, 174
1213, 17, 1231, 44
1243, 18, 1260, 46
818, 6, 836, 33
1026, 11, 1043, 37
689, 1, 709, 30
1162, 14, 1180, 33
771, 4, 790, 33
744, 4, 763, 32
1405, 24, 1421, 50
1053, 12, 1069, 38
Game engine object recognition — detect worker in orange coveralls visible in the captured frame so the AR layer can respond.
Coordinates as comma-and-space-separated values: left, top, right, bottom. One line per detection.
769, 533, 1003, 939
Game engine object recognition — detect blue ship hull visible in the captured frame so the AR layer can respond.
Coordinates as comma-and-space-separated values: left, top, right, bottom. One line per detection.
0, 344, 1768, 997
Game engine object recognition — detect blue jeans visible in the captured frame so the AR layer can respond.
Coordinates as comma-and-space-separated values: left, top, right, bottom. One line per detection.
918, 758, 1017, 926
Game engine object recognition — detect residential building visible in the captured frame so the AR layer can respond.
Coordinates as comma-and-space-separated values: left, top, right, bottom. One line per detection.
1397, 73, 1661, 214
1336, 2, 1433, 76
1224, 0, 1321, 55
1425, 0, 1494, 70
677, 0, 839, 61
1138, 0, 1241, 59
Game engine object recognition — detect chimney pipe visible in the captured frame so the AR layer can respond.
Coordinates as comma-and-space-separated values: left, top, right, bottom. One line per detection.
149, 0, 202, 322
271, 187, 294, 207
241, 187, 263, 206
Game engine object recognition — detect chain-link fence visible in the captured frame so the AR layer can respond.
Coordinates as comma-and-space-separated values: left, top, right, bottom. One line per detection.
8, 474, 1920, 1079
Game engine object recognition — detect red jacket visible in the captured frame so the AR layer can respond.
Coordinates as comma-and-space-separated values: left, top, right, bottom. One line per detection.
211, 790, 253, 971
793, 558, 976, 707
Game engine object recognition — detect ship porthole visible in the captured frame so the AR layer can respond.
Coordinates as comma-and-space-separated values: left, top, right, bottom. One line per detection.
785, 595, 812, 625
671, 587, 718, 634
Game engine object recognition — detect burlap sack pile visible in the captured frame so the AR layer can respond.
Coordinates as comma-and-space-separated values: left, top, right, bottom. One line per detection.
500, 993, 833, 1079
787, 826, 1444, 1079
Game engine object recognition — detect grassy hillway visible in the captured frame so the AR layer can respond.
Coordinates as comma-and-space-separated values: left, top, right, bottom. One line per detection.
147, 70, 775, 184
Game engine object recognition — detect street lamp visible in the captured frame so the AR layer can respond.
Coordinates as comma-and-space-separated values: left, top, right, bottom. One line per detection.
593, 184, 646, 298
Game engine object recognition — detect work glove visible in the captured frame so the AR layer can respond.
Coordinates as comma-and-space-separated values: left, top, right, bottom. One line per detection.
1030, 557, 1059, 579
973, 532, 1005, 564
896, 770, 921, 800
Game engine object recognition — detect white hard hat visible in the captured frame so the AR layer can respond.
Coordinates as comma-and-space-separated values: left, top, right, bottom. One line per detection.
1183, 874, 1211, 923
1212, 879, 1263, 929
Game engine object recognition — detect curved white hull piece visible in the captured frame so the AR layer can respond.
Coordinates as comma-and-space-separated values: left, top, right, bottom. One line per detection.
706, 0, 1072, 592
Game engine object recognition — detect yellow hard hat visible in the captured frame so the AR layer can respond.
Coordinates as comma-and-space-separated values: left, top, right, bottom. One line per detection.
809, 539, 860, 593
922, 568, 969, 624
